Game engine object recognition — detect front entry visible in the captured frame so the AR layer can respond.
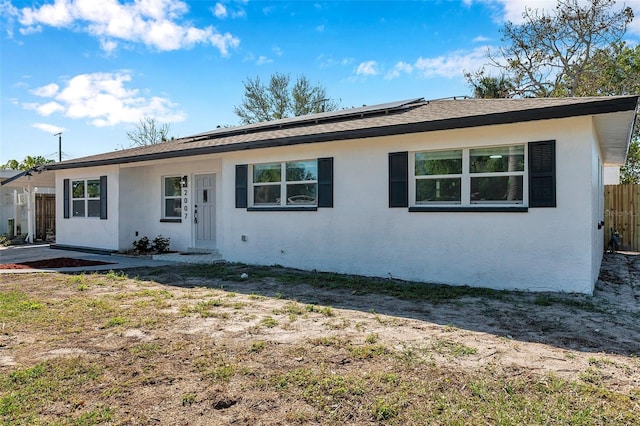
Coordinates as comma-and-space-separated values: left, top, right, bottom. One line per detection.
193, 174, 216, 250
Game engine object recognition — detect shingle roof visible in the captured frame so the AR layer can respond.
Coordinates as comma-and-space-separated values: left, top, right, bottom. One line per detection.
45, 95, 639, 170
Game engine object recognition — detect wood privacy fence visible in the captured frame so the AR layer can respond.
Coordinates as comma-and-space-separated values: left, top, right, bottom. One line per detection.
604, 184, 640, 252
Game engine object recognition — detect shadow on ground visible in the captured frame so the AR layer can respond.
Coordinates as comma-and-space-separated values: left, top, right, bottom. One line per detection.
81, 252, 640, 357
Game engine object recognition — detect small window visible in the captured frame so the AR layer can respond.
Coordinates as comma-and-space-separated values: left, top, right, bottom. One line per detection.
415, 150, 462, 204
250, 160, 318, 207
71, 178, 101, 217
163, 176, 182, 218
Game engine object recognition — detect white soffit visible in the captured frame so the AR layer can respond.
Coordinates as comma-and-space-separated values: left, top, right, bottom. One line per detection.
594, 110, 636, 166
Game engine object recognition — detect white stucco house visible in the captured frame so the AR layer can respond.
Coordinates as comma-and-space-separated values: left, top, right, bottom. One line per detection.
4, 96, 637, 294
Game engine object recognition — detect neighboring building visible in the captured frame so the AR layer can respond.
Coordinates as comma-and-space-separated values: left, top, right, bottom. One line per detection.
4, 96, 637, 294
0, 170, 55, 241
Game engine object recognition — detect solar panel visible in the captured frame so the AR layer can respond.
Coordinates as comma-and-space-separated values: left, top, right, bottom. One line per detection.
184, 97, 425, 142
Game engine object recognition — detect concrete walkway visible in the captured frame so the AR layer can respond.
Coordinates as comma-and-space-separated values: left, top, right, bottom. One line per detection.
0, 244, 179, 274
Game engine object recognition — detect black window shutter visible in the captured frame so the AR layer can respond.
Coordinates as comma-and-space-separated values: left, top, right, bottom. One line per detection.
235, 164, 248, 208
63, 178, 70, 219
317, 157, 333, 208
389, 152, 408, 207
529, 140, 556, 208
100, 175, 108, 219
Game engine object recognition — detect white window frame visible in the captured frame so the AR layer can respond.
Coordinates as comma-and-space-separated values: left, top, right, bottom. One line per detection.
71, 178, 100, 218
162, 176, 182, 219
249, 160, 318, 207
410, 144, 528, 207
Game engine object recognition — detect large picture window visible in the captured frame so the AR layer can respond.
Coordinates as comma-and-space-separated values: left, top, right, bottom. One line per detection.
163, 176, 182, 218
413, 145, 526, 206
251, 160, 318, 207
71, 178, 101, 217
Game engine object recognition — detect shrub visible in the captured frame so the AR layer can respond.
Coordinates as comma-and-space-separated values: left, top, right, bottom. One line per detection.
152, 235, 171, 253
132, 236, 151, 253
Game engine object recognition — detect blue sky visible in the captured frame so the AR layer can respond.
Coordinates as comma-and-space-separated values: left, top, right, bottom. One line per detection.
2, 0, 640, 164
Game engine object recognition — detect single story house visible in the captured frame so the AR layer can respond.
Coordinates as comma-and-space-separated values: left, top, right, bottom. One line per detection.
4, 96, 638, 294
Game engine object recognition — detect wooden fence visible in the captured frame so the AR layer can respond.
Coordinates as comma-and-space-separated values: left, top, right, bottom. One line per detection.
604, 184, 640, 252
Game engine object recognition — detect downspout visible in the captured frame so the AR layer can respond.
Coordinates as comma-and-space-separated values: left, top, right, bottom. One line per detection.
12, 189, 18, 236
26, 183, 34, 243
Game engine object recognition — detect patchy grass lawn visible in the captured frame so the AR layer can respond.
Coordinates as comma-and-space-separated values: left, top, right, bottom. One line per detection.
1, 254, 639, 425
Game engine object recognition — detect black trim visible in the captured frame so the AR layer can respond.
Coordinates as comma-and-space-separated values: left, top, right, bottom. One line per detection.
235, 164, 248, 208
100, 175, 107, 219
389, 152, 408, 207
40, 97, 639, 170
317, 157, 333, 208
409, 206, 528, 213
528, 140, 556, 207
63, 179, 70, 219
247, 207, 318, 212
160, 218, 182, 223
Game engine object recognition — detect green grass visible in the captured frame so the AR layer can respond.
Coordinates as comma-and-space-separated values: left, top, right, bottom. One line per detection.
0, 358, 105, 424
180, 262, 508, 304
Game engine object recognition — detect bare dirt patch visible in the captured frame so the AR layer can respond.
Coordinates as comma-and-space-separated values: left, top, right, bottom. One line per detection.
1, 253, 639, 424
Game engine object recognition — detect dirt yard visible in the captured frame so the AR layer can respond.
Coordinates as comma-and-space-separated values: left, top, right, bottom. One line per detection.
1, 253, 639, 424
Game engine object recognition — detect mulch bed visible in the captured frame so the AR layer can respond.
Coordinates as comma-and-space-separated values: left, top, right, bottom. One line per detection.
0, 257, 115, 270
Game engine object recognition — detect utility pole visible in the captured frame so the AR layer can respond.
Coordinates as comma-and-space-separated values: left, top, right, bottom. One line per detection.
54, 132, 62, 161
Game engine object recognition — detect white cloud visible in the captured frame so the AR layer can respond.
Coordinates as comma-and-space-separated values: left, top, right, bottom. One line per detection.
38, 101, 65, 116
30, 83, 59, 97
256, 55, 272, 65
22, 71, 186, 127
15, 0, 240, 55
213, 3, 227, 18
472, 35, 490, 43
33, 123, 64, 134
385, 61, 413, 80
272, 46, 282, 56
414, 46, 490, 78
356, 60, 379, 76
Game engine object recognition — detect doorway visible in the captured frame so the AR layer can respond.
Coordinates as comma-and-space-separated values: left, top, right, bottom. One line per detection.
193, 174, 216, 250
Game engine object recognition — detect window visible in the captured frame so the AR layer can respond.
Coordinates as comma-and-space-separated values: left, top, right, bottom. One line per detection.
415, 150, 462, 204
412, 144, 526, 207
71, 178, 101, 217
251, 160, 318, 207
163, 176, 182, 218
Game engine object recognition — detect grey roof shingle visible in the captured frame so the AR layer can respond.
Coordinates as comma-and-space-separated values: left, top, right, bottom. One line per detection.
45, 96, 638, 170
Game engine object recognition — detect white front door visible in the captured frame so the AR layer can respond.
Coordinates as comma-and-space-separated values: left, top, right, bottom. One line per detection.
194, 173, 216, 249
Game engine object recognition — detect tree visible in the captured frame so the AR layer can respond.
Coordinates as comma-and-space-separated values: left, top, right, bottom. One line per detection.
466, 71, 514, 99
1, 155, 54, 170
467, 0, 633, 98
621, 140, 640, 184
234, 73, 339, 124
467, 0, 639, 182
126, 117, 172, 147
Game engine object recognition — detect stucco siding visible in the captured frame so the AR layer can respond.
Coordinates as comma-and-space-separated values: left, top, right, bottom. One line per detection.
118, 157, 222, 252
219, 117, 597, 293
55, 165, 120, 250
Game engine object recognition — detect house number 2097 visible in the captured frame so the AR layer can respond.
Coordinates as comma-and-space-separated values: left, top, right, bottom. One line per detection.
183, 188, 188, 220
